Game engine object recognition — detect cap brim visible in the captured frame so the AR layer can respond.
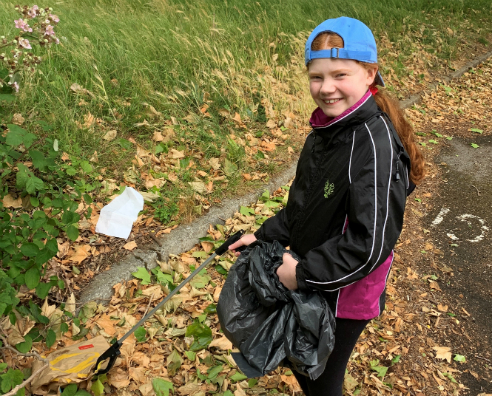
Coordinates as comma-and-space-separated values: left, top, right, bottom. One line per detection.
374, 71, 385, 87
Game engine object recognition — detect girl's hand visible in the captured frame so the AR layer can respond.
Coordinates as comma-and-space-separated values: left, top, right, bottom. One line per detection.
228, 233, 257, 257
276, 253, 298, 290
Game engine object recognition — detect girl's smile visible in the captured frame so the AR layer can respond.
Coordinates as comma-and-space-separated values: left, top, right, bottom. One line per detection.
308, 58, 377, 118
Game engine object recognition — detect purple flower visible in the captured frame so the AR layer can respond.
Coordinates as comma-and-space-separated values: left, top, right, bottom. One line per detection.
49, 14, 59, 23
18, 38, 32, 49
45, 25, 55, 36
27, 5, 39, 19
14, 18, 33, 32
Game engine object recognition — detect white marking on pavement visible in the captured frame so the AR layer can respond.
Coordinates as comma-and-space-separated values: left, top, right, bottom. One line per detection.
432, 207, 450, 226
447, 233, 460, 241
457, 214, 489, 243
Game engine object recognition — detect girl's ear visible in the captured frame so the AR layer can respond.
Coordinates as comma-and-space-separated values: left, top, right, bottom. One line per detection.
365, 66, 378, 85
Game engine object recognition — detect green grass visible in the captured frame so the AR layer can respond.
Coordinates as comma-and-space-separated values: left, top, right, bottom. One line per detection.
1, 0, 492, 214
1, 0, 491, 139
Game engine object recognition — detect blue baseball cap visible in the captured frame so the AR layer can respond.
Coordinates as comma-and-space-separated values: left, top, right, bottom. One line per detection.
305, 17, 384, 86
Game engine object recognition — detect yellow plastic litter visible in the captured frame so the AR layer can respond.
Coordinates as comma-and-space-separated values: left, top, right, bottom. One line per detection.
31, 336, 110, 395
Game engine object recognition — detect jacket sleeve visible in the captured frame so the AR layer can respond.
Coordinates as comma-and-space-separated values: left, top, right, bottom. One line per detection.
254, 208, 290, 247
295, 134, 407, 292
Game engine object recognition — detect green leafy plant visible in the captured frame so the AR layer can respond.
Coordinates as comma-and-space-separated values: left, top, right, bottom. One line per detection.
453, 354, 466, 363
0, 87, 108, 396
185, 320, 213, 351
369, 354, 401, 380
153, 378, 174, 396
132, 267, 151, 285
134, 326, 147, 343
152, 199, 178, 224
229, 372, 248, 382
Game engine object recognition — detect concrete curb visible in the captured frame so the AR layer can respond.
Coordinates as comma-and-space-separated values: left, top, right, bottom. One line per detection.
78, 162, 298, 305
399, 49, 492, 109
78, 50, 492, 307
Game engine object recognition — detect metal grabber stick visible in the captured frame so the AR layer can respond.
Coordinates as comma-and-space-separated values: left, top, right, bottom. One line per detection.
93, 230, 245, 376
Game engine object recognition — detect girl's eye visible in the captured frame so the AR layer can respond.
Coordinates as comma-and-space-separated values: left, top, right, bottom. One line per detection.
336, 73, 346, 78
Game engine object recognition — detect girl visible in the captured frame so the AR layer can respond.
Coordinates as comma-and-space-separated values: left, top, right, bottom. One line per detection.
229, 16, 425, 396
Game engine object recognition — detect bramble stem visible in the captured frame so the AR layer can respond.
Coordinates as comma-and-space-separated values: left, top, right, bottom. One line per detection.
0, 334, 48, 364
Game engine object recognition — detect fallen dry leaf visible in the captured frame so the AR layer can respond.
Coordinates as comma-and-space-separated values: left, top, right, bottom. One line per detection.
96, 314, 117, 336
434, 346, 452, 363
170, 149, 185, 159
2, 194, 22, 208
129, 366, 147, 384
141, 285, 163, 300
201, 241, 214, 253
132, 351, 151, 368
123, 241, 138, 251
177, 383, 201, 395
189, 182, 207, 194
281, 374, 302, 393
103, 129, 117, 141
108, 369, 131, 388
145, 179, 166, 189
138, 382, 155, 396
69, 245, 91, 263
153, 131, 164, 141
209, 336, 233, 351
234, 386, 246, 396
213, 287, 222, 303
137, 144, 150, 158
209, 158, 220, 170
12, 113, 24, 125
65, 293, 76, 315
57, 240, 70, 259
261, 141, 276, 152
90, 151, 98, 162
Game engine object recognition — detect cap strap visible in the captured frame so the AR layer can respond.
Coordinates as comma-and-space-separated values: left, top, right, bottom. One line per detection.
309, 48, 374, 62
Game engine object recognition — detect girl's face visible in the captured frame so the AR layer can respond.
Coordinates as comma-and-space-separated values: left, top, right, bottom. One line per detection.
308, 58, 377, 118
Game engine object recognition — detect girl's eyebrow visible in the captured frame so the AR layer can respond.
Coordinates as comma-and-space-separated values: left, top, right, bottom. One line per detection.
330, 69, 352, 74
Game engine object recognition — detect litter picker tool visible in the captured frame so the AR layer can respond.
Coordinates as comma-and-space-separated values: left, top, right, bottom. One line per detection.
93, 230, 246, 376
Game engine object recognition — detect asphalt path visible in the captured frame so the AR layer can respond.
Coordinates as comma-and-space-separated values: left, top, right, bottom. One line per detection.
427, 135, 492, 391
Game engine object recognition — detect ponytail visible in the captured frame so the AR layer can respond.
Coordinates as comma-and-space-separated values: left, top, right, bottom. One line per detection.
310, 32, 425, 184
372, 89, 425, 184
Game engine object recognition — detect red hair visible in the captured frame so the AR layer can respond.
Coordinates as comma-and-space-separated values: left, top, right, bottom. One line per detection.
310, 33, 425, 184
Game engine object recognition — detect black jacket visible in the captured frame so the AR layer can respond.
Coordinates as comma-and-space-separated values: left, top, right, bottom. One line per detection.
255, 95, 413, 293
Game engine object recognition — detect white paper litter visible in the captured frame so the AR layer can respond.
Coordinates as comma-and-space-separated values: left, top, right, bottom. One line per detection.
95, 187, 144, 239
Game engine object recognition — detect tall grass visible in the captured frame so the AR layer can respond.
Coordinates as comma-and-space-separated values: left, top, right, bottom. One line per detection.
1, 0, 491, 161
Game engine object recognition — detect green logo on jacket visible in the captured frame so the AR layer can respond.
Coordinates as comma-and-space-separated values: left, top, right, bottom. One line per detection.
324, 180, 334, 198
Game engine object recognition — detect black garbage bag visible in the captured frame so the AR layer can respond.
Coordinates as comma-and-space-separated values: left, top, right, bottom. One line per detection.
217, 240, 335, 380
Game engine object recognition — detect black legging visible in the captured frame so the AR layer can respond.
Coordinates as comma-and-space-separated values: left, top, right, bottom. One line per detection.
293, 318, 370, 396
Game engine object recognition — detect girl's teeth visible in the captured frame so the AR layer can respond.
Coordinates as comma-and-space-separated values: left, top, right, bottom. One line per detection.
325, 99, 340, 104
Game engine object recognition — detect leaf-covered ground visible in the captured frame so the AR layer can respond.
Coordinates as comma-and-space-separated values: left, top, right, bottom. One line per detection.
4, 59, 492, 396
3, 40, 492, 396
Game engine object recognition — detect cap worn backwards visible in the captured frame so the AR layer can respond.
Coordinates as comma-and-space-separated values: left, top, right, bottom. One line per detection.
305, 16, 384, 86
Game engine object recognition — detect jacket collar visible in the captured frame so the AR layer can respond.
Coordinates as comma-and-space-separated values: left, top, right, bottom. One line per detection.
309, 90, 379, 132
